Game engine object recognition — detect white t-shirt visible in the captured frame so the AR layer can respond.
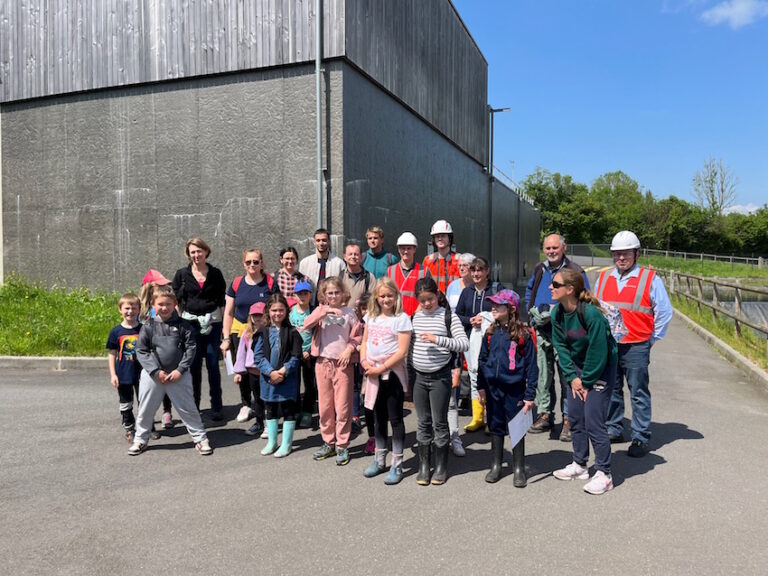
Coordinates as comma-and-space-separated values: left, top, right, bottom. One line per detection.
363, 312, 412, 359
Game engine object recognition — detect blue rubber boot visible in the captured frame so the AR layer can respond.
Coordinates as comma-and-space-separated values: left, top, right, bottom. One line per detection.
364, 449, 387, 478
384, 453, 404, 485
274, 420, 296, 458
260, 419, 279, 455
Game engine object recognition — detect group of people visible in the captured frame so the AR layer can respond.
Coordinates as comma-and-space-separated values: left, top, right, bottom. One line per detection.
106, 221, 672, 493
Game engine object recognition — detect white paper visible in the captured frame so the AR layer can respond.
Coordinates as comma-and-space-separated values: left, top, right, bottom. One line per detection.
507, 408, 533, 448
224, 350, 235, 376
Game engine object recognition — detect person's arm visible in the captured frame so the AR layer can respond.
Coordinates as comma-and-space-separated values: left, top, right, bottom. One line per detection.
213, 267, 227, 309
282, 328, 302, 376
220, 295, 236, 352
172, 269, 185, 309
524, 272, 535, 310
581, 269, 591, 292
107, 350, 119, 387
435, 312, 470, 352
650, 275, 673, 343
253, 334, 275, 376
136, 324, 160, 377
523, 335, 539, 402
575, 308, 610, 388
360, 323, 371, 371
176, 322, 197, 374
368, 329, 411, 376
476, 333, 490, 404
301, 304, 329, 331
551, 304, 577, 385
233, 334, 249, 374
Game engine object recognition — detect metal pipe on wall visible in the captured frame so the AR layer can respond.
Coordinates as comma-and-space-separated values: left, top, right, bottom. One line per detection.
315, 0, 323, 230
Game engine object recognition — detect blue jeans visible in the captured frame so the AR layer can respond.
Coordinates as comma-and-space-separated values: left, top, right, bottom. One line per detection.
570, 363, 616, 474
607, 340, 651, 443
190, 321, 223, 413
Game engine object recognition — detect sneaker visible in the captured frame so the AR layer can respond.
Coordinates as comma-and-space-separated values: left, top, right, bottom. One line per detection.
364, 437, 376, 455
450, 433, 466, 457
196, 439, 213, 456
583, 470, 613, 495
335, 447, 350, 466
127, 441, 146, 456
299, 412, 313, 428
553, 461, 590, 481
162, 411, 173, 429
245, 422, 264, 436
627, 440, 649, 458
236, 406, 253, 423
528, 413, 552, 434
313, 443, 336, 461
260, 427, 269, 439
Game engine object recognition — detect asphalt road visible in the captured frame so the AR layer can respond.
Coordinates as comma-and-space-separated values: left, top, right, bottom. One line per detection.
2, 315, 768, 575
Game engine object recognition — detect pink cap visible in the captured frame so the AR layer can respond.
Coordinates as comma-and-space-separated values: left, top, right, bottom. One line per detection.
142, 268, 171, 286
249, 302, 266, 315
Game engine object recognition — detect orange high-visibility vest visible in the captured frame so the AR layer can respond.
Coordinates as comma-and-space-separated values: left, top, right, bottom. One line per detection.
595, 267, 655, 343
388, 263, 427, 316
422, 252, 459, 294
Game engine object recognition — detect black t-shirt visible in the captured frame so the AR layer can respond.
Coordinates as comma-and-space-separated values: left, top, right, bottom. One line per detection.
106, 324, 142, 384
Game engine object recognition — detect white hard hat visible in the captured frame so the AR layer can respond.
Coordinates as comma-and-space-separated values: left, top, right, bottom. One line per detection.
430, 219, 453, 235
396, 232, 419, 246
610, 230, 641, 251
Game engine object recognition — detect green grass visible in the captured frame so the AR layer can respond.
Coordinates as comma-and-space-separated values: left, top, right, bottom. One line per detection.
672, 294, 768, 370
642, 255, 768, 280
0, 274, 120, 356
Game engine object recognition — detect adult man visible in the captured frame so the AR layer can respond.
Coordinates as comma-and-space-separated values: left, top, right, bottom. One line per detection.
362, 226, 399, 279
525, 234, 589, 441
298, 228, 346, 306
594, 230, 672, 457
422, 220, 460, 294
388, 232, 429, 316
341, 243, 375, 306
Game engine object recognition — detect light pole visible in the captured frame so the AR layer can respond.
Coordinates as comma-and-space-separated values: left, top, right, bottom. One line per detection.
488, 106, 509, 276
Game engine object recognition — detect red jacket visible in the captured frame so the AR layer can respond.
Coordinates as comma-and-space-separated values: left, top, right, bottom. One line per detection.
422, 252, 459, 294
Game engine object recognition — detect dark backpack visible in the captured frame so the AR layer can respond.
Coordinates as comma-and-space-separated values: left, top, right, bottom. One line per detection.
554, 300, 588, 331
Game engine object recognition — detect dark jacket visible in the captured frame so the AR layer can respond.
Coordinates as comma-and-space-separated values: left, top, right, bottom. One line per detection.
477, 327, 538, 401
136, 312, 197, 376
455, 281, 503, 337
172, 264, 227, 315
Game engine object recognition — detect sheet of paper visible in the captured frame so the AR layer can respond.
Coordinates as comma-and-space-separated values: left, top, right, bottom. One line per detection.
224, 350, 235, 376
507, 407, 533, 448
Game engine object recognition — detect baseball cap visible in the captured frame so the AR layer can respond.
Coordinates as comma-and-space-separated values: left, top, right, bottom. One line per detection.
485, 289, 520, 309
294, 281, 312, 293
142, 268, 171, 286
249, 302, 266, 315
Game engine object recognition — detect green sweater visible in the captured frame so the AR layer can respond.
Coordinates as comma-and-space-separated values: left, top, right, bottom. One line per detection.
551, 302, 617, 388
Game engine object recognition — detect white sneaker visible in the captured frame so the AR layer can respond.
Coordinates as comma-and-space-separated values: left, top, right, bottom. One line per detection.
450, 433, 466, 457
196, 439, 213, 456
236, 405, 254, 423
584, 470, 613, 495
260, 428, 269, 439
553, 461, 589, 481
127, 441, 146, 456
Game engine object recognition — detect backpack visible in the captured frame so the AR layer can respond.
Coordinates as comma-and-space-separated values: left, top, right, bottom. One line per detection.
232, 274, 275, 295
554, 300, 588, 331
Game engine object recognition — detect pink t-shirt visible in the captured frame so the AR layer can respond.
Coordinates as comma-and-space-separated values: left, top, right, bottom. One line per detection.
363, 312, 412, 359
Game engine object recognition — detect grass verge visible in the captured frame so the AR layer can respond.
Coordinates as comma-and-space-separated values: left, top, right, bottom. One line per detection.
642, 256, 768, 280
0, 274, 119, 356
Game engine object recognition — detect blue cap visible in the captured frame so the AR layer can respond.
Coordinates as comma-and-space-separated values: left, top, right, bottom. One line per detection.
294, 281, 312, 293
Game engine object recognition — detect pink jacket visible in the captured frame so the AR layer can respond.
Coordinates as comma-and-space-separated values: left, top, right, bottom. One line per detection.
363, 354, 408, 410
302, 305, 361, 360
233, 333, 260, 375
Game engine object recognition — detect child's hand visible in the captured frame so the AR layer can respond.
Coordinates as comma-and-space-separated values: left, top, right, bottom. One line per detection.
110, 375, 119, 388
338, 348, 352, 368
166, 370, 182, 383
420, 332, 437, 344
523, 400, 535, 414
303, 351, 310, 360
269, 370, 284, 384
361, 359, 372, 371
234, 374, 242, 384
157, 370, 169, 383
477, 389, 486, 405
470, 314, 484, 328
365, 363, 384, 377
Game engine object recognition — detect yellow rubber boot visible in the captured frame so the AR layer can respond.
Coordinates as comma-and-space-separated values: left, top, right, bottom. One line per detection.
464, 399, 485, 432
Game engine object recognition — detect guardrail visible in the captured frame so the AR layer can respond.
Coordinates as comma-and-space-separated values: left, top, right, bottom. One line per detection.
568, 244, 766, 269
656, 269, 768, 359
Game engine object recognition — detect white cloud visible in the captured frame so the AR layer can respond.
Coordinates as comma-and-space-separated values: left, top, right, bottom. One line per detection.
724, 203, 761, 214
700, 0, 768, 29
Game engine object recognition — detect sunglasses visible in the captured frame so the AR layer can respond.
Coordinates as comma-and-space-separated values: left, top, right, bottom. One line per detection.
551, 280, 566, 289
245, 259, 261, 266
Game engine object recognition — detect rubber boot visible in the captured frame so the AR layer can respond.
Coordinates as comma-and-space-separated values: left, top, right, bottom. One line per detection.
416, 443, 431, 486
431, 444, 449, 485
364, 449, 388, 478
274, 420, 295, 458
512, 438, 527, 488
260, 419, 279, 455
464, 399, 485, 432
384, 453, 404, 485
485, 435, 504, 483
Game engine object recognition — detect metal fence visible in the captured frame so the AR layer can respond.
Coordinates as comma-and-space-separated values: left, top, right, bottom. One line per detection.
568, 244, 766, 270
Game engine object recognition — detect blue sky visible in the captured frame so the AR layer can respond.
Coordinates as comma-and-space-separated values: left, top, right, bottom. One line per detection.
452, 0, 768, 212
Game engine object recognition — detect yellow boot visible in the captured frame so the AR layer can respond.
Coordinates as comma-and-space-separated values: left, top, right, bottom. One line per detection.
464, 399, 485, 432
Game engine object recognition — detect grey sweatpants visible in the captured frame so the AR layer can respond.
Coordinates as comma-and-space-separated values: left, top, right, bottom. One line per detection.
134, 370, 208, 445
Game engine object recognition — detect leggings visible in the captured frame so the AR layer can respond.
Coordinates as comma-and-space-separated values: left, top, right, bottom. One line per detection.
265, 399, 297, 421
373, 373, 405, 455
298, 355, 317, 415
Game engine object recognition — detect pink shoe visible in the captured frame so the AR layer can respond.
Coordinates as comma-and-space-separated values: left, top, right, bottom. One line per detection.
364, 437, 376, 455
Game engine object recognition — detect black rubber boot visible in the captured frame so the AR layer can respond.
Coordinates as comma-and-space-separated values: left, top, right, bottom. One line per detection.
416, 443, 431, 486
485, 435, 505, 483
512, 438, 527, 488
431, 444, 449, 485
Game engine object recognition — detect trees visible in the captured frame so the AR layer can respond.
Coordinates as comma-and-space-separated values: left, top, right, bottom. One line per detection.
692, 157, 738, 216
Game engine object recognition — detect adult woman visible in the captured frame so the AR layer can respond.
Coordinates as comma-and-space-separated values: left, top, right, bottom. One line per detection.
455, 257, 502, 433
274, 247, 306, 299
220, 248, 276, 431
172, 238, 227, 420
444, 252, 475, 456
550, 268, 618, 495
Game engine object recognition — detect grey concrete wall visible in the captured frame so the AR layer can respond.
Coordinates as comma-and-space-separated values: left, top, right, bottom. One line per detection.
1, 63, 344, 291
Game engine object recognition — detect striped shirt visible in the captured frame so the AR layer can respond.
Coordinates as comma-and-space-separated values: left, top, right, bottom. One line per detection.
409, 308, 469, 373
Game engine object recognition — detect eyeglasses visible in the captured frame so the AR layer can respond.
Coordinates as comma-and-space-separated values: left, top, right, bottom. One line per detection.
551, 280, 566, 289
245, 259, 260, 266
325, 290, 342, 296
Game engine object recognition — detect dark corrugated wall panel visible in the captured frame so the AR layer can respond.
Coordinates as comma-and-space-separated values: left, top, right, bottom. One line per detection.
0, 0, 345, 103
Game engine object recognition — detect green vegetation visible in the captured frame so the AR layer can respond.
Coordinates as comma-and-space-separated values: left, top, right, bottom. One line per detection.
672, 294, 768, 370
642, 256, 768, 280
0, 274, 119, 356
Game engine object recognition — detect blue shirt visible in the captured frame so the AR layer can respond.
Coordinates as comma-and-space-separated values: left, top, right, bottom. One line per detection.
525, 259, 590, 310
226, 276, 275, 323
362, 249, 399, 279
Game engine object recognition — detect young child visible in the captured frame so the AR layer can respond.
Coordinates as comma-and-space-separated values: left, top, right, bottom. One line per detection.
252, 294, 303, 457
289, 281, 316, 428
476, 290, 538, 486
302, 277, 361, 466
130, 285, 212, 456
353, 294, 377, 455
106, 293, 143, 442
360, 278, 412, 484
410, 278, 469, 486
233, 302, 267, 437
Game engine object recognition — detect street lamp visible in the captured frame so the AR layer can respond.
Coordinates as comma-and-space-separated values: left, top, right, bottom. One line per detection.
488, 106, 510, 275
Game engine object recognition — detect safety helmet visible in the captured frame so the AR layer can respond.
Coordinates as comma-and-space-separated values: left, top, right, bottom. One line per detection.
610, 230, 641, 251
396, 232, 419, 247
430, 220, 453, 235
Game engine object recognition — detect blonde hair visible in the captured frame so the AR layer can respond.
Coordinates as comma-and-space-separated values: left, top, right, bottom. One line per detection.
138, 283, 155, 322
317, 276, 349, 305
118, 292, 141, 310
185, 237, 211, 260
366, 226, 384, 238
242, 308, 265, 341
368, 277, 403, 318
151, 284, 177, 303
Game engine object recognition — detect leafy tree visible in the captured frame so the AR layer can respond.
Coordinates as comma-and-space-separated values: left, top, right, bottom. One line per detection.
590, 171, 645, 236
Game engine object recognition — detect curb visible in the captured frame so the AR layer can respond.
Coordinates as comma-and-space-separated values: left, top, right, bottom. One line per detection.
0, 356, 106, 370
673, 309, 768, 391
